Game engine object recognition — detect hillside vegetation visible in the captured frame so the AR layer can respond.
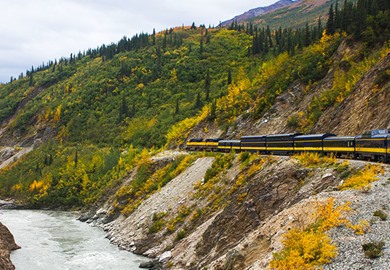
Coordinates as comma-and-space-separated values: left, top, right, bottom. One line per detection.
0, 0, 388, 232
0, 0, 389, 269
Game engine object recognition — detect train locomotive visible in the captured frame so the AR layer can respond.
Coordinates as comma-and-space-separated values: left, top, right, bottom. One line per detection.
186, 129, 390, 163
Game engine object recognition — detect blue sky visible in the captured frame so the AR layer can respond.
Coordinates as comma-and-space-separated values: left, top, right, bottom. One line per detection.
0, 0, 277, 83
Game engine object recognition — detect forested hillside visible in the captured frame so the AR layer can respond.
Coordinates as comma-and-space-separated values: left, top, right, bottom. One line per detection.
0, 0, 389, 211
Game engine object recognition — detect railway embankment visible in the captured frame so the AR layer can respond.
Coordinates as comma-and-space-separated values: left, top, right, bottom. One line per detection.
83, 151, 390, 269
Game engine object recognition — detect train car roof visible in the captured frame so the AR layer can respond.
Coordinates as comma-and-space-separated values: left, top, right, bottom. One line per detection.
323, 136, 355, 141
356, 129, 390, 139
240, 135, 267, 139
295, 133, 336, 140
188, 138, 204, 142
266, 133, 302, 138
218, 140, 241, 143
205, 138, 223, 142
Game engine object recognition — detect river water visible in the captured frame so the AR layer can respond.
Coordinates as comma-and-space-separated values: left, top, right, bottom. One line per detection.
0, 210, 148, 270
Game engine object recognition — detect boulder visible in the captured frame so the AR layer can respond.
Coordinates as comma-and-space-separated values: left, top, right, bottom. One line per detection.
0, 222, 20, 270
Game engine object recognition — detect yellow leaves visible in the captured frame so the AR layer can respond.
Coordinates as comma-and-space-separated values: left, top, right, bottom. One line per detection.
271, 228, 337, 270
11, 183, 22, 192
294, 152, 337, 168
53, 105, 62, 123
257, 52, 289, 84
315, 198, 351, 231
215, 67, 253, 125
29, 179, 50, 198
170, 68, 178, 82
339, 164, 384, 190
270, 198, 352, 269
348, 219, 370, 235
165, 105, 210, 147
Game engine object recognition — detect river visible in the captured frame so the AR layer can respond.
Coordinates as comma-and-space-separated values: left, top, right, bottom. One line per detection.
0, 210, 148, 270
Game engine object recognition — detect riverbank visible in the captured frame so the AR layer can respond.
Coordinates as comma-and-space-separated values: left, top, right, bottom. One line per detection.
0, 222, 20, 270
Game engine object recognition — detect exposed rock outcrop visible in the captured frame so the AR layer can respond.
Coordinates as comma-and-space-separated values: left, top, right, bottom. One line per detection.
0, 222, 20, 270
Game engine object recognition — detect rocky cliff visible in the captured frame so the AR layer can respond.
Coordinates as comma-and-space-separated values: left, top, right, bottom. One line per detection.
0, 222, 20, 270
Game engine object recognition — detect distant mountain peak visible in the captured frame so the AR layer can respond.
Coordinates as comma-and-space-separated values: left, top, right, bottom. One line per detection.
221, 0, 302, 27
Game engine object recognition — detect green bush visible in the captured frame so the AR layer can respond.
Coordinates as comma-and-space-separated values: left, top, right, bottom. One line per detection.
373, 210, 388, 221
362, 241, 385, 259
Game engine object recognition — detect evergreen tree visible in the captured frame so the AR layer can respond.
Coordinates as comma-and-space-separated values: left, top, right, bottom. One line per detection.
304, 22, 311, 46
205, 70, 211, 101
194, 93, 202, 109
326, 4, 335, 35
118, 95, 128, 122
175, 98, 180, 115
317, 17, 323, 39
227, 69, 232, 85
152, 28, 156, 45
199, 37, 204, 56
29, 73, 33, 86
209, 99, 216, 120
74, 150, 78, 167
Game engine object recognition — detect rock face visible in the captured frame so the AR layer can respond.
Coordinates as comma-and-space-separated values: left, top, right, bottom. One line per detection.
0, 222, 20, 270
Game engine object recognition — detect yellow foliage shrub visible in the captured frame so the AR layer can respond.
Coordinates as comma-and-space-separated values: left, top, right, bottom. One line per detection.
294, 152, 337, 167
339, 164, 384, 190
348, 219, 370, 235
270, 198, 351, 270
165, 105, 210, 147
271, 228, 337, 270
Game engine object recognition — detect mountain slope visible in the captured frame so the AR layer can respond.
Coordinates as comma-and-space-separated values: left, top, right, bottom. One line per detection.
221, 0, 300, 27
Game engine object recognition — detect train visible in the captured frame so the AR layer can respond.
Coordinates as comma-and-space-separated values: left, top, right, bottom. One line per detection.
185, 129, 390, 163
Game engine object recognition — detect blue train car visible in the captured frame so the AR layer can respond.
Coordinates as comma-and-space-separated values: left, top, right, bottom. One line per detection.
355, 129, 389, 162
218, 140, 241, 152
266, 133, 301, 155
240, 135, 267, 153
294, 134, 336, 152
323, 136, 356, 158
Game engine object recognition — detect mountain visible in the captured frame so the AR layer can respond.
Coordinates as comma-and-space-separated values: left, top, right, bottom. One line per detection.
0, 0, 389, 269
221, 0, 300, 27
223, 0, 360, 30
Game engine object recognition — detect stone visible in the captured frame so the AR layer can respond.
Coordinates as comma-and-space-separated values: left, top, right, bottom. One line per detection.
159, 251, 172, 262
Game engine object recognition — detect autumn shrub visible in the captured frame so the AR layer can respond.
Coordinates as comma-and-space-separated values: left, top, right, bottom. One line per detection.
294, 152, 337, 168
339, 164, 384, 190
270, 198, 367, 270
271, 199, 344, 269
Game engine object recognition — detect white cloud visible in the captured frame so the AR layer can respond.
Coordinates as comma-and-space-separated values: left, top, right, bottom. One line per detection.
0, 0, 277, 83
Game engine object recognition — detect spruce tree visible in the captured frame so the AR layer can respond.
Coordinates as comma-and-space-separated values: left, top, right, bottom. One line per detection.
205, 70, 211, 101
326, 4, 335, 35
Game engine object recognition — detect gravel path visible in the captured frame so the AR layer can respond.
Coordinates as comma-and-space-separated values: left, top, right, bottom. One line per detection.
321, 163, 390, 270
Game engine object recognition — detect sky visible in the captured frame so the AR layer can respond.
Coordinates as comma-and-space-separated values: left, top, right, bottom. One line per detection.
0, 0, 278, 83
